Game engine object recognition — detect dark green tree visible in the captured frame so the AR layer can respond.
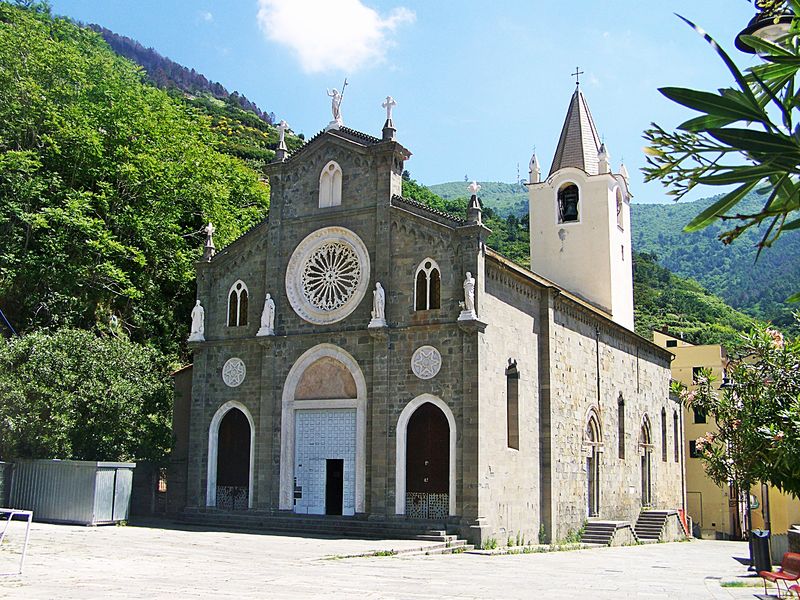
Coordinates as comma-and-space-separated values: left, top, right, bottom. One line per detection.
0, 329, 173, 461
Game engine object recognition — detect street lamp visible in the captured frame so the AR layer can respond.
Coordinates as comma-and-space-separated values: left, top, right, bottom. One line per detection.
735, 2, 794, 53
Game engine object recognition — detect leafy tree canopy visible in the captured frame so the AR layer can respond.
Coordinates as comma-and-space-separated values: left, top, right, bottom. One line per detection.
0, 2, 270, 357
679, 318, 800, 497
644, 0, 800, 301
0, 328, 173, 462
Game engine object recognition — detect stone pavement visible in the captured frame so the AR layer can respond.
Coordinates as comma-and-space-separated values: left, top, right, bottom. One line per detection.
0, 519, 772, 599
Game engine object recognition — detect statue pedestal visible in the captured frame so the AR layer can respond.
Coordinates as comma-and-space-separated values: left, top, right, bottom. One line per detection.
325, 119, 343, 131
458, 309, 477, 322
457, 317, 487, 333
256, 327, 275, 337
187, 333, 205, 343
367, 318, 387, 329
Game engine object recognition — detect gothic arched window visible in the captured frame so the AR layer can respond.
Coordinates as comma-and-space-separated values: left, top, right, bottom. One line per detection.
227, 280, 249, 327
617, 394, 625, 459
319, 161, 342, 208
506, 360, 520, 450
661, 408, 668, 462
673, 410, 680, 463
557, 183, 579, 223
414, 259, 441, 311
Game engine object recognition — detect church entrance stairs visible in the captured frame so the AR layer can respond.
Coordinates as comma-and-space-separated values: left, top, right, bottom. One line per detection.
634, 510, 679, 542
177, 509, 471, 550
581, 520, 637, 546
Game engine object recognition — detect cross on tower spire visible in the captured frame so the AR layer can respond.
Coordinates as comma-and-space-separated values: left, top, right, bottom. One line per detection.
572, 66, 584, 87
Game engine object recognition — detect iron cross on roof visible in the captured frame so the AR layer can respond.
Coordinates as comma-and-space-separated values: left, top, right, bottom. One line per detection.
572, 66, 584, 86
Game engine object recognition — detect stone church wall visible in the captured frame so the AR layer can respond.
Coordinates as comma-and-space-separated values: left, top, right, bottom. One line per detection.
548, 298, 681, 540
476, 263, 542, 546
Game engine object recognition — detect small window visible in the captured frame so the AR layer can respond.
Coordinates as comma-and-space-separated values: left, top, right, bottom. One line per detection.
689, 440, 700, 458
692, 366, 703, 384
617, 394, 625, 459
506, 360, 520, 450
227, 280, 249, 327
557, 183, 579, 223
616, 188, 624, 230
414, 259, 441, 311
673, 411, 680, 463
661, 408, 667, 462
693, 407, 707, 424
319, 160, 342, 208
157, 467, 168, 493
666, 340, 678, 348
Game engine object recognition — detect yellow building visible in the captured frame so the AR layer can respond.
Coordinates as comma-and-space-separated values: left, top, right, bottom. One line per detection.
654, 330, 800, 550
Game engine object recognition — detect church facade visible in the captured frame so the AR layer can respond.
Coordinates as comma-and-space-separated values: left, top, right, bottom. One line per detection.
182, 89, 684, 545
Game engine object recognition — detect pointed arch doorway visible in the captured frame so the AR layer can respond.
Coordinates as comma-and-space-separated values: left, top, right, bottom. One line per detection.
585, 413, 602, 518
395, 394, 457, 520
640, 416, 653, 507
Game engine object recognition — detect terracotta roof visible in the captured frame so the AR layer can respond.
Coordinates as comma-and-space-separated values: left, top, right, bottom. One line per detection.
548, 86, 602, 177
391, 195, 466, 225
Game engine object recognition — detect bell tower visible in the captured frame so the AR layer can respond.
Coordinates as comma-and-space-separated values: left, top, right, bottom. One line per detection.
528, 83, 633, 330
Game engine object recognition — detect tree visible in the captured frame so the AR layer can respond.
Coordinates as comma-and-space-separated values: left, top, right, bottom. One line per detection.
679, 319, 800, 498
0, 329, 174, 462
643, 1, 800, 300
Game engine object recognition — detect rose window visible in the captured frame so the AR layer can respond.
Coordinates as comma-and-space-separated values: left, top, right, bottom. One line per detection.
301, 242, 362, 311
286, 227, 370, 325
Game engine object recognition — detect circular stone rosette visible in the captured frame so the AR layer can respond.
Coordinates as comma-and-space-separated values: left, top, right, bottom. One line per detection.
222, 357, 246, 388
411, 345, 442, 380
285, 226, 371, 325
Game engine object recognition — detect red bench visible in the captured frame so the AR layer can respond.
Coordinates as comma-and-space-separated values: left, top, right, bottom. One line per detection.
760, 552, 800, 598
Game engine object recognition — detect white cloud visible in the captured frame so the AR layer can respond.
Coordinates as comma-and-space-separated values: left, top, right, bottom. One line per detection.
199, 11, 214, 22
256, 0, 415, 73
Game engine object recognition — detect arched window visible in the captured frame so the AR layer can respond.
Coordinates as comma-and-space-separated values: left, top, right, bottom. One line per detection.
227, 280, 249, 327
585, 410, 602, 517
319, 160, 342, 208
557, 183, 579, 223
617, 393, 625, 459
414, 259, 441, 310
506, 359, 520, 450
661, 408, 668, 462
615, 188, 624, 230
673, 411, 680, 463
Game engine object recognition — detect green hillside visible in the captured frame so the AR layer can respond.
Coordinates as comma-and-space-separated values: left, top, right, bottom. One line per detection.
429, 180, 528, 218
404, 179, 760, 345
0, 3, 270, 357
429, 180, 797, 332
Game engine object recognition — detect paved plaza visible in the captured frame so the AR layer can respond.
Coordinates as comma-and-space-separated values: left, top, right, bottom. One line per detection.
0, 519, 773, 599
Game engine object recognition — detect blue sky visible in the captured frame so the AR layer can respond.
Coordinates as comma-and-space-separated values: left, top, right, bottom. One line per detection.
50, 0, 759, 203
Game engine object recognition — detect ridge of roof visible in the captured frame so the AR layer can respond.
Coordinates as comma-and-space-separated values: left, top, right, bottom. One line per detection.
391, 194, 466, 225
548, 87, 602, 177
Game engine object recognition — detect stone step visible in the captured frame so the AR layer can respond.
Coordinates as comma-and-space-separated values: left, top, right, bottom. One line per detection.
399, 540, 474, 557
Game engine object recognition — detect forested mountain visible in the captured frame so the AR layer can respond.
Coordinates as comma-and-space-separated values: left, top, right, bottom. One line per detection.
631, 191, 799, 332
88, 25, 304, 170
429, 181, 797, 332
0, 3, 271, 357
405, 177, 760, 346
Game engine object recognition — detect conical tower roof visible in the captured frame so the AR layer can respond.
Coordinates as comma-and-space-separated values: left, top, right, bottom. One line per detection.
548, 86, 602, 177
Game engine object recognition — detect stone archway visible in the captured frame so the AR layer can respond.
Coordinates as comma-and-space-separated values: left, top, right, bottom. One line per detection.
206, 401, 255, 509
640, 416, 653, 507
585, 412, 602, 518
395, 394, 457, 517
279, 344, 366, 515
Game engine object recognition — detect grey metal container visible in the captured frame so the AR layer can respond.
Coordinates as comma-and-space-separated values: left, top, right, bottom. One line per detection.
9, 459, 136, 525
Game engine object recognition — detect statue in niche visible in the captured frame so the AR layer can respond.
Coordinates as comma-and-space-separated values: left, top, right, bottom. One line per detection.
257, 293, 275, 336
368, 282, 387, 328
458, 272, 477, 321
188, 300, 205, 342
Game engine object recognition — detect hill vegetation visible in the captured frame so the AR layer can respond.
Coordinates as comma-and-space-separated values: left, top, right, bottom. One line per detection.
404, 177, 760, 345
90, 25, 304, 171
428, 181, 797, 332
0, 3, 270, 357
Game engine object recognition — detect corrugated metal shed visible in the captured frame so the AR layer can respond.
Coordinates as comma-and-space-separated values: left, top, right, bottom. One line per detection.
9, 460, 136, 525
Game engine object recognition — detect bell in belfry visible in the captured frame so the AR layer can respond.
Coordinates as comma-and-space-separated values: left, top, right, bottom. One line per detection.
559, 184, 579, 222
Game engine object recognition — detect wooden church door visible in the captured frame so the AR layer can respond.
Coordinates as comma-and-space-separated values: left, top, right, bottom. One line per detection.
406, 403, 449, 520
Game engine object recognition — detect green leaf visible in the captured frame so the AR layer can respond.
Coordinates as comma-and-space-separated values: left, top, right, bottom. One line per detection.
678, 114, 737, 132
696, 164, 776, 185
786, 291, 800, 303
739, 34, 795, 58
684, 179, 760, 232
660, 87, 765, 122
707, 128, 800, 155
782, 217, 800, 231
